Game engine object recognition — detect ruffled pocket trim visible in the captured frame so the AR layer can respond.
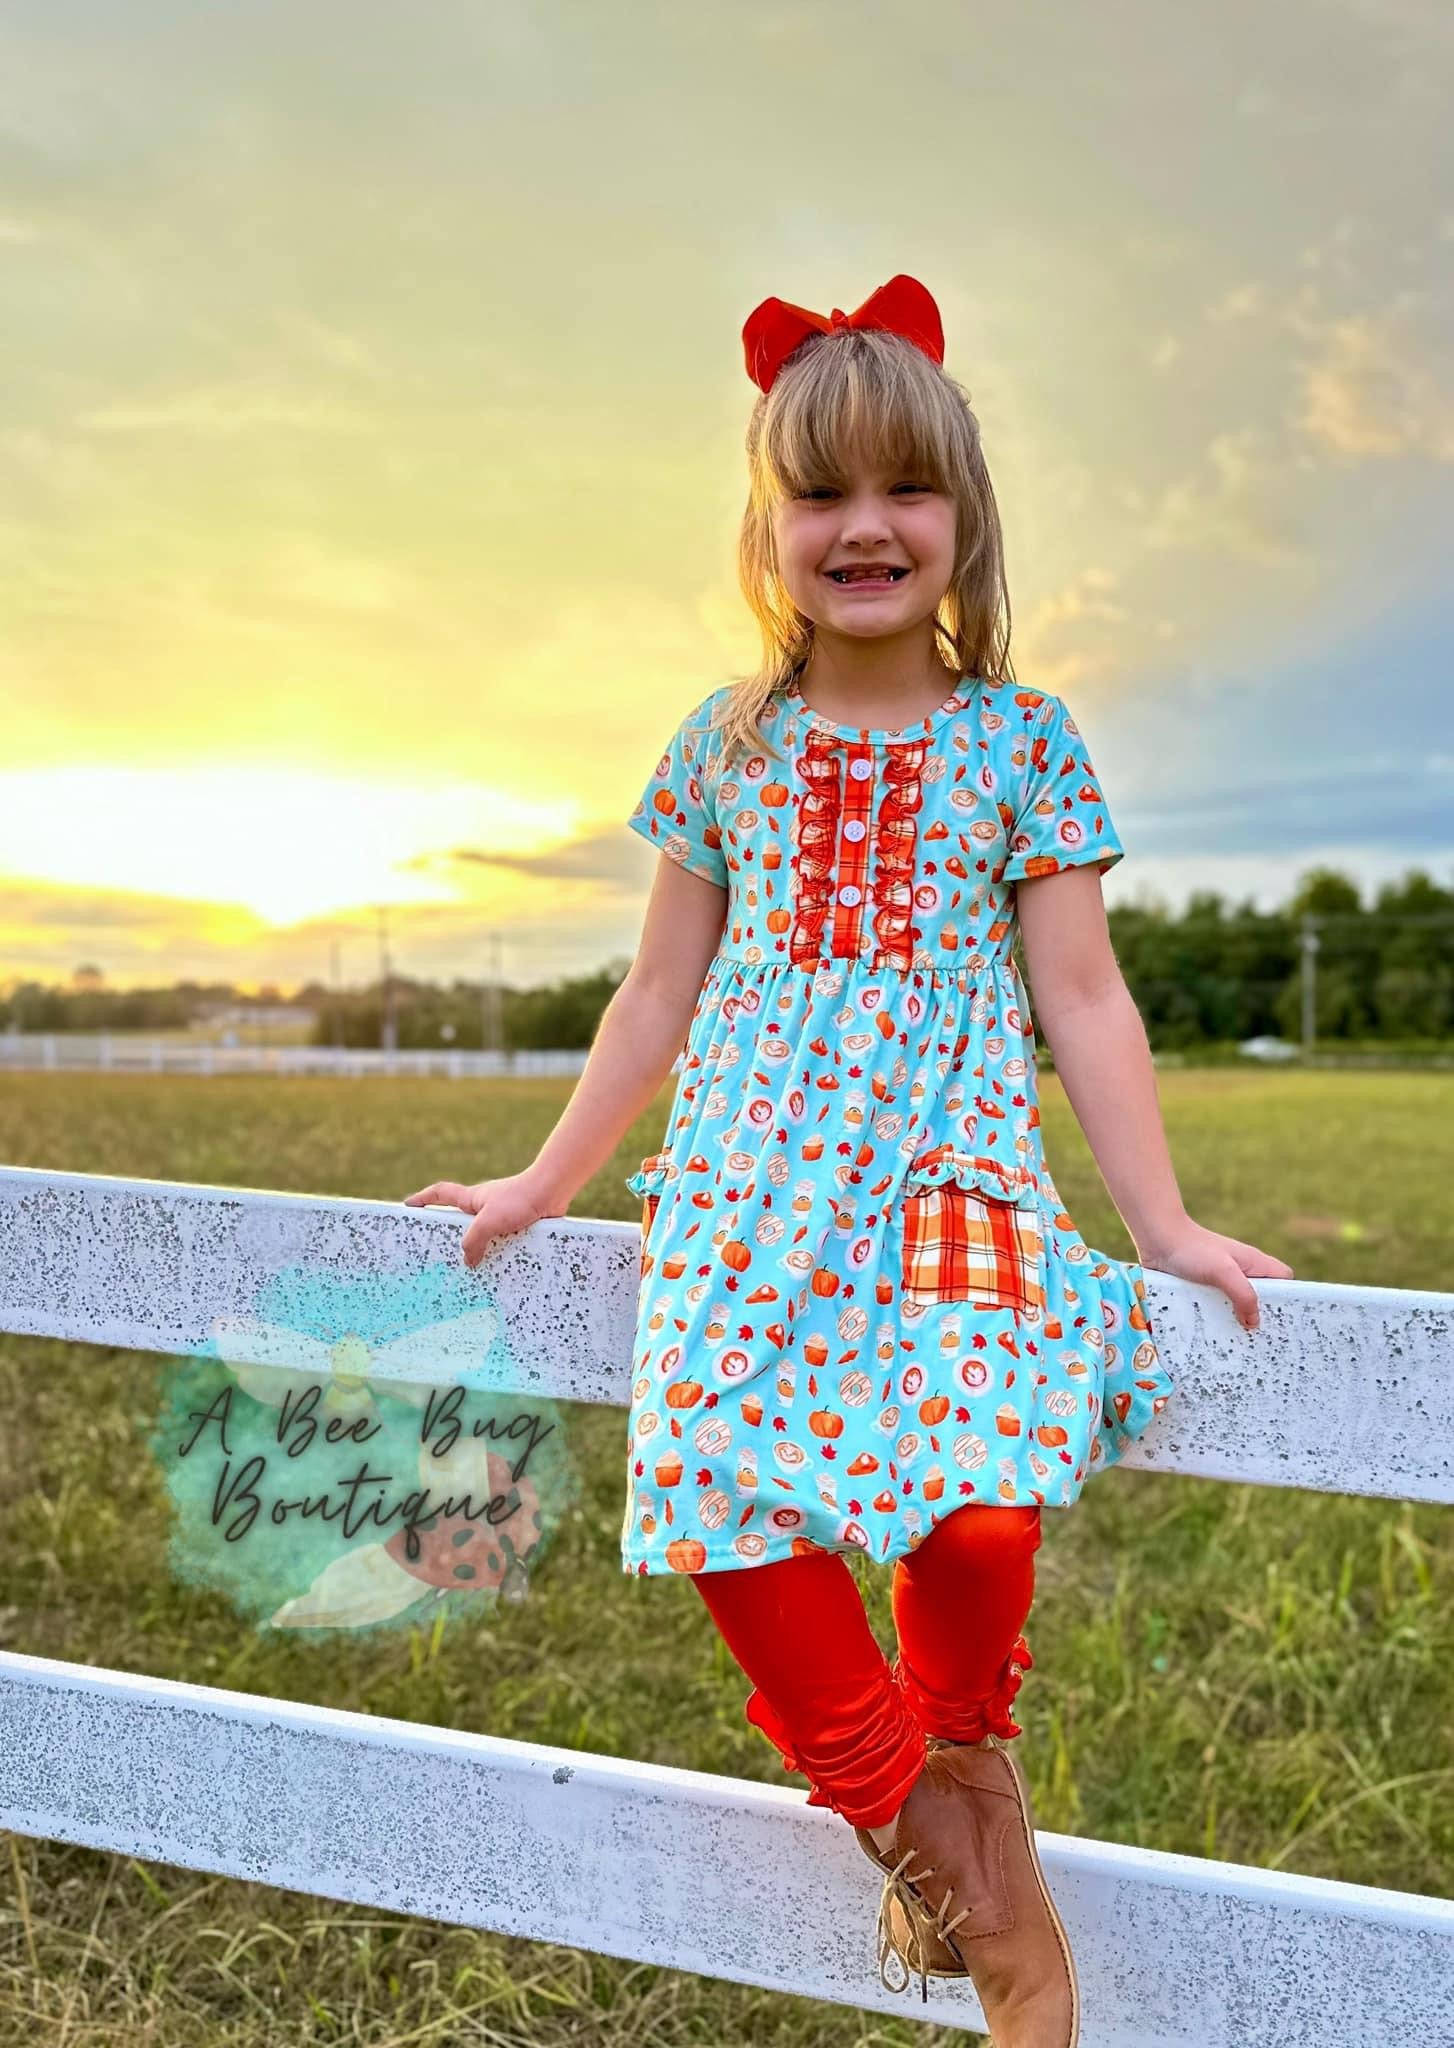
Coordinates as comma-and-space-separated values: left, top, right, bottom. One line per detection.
623, 1149, 680, 1199
903, 1143, 1041, 1211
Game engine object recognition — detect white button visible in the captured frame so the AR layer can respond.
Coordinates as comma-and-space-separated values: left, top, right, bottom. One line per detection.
843, 819, 867, 841
848, 759, 873, 781
839, 884, 862, 906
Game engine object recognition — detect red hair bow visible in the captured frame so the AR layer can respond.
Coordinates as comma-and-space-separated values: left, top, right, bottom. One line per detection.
741, 273, 945, 393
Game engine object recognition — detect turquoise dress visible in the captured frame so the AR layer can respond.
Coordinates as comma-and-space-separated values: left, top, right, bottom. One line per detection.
621, 672, 1174, 1578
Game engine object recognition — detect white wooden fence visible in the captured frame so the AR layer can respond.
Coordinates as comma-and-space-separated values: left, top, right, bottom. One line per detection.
0, 1032, 594, 1078
0, 1163, 1451, 2045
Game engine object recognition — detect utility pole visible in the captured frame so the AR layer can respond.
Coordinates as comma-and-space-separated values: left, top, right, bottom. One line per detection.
376, 906, 397, 1054
330, 939, 343, 1049
1300, 912, 1319, 1055
481, 931, 504, 1056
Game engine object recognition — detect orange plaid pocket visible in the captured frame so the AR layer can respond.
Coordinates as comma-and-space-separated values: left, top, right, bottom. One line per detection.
900, 1152, 1045, 1312
640, 1190, 663, 1276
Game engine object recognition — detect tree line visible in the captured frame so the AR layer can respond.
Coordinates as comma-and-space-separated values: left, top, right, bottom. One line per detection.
3, 866, 1451, 1054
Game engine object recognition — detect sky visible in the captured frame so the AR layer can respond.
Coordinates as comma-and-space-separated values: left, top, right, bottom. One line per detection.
2, 0, 1452, 995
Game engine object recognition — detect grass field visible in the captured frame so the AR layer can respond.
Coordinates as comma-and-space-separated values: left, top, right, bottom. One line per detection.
1, 1068, 1451, 2047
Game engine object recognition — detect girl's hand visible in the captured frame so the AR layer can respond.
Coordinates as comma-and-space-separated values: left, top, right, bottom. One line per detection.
401, 1171, 566, 1270
1133, 1217, 1294, 1332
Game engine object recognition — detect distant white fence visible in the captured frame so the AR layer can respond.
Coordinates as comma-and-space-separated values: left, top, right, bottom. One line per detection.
0, 1032, 593, 1078
0, 1164, 1451, 2045
4, 1033, 1448, 1084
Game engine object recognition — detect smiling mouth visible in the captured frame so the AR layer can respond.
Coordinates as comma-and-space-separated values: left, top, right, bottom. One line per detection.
825, 568, 911, 584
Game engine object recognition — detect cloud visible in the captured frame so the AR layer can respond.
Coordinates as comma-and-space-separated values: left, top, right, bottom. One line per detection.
259, 535, 420, 616
1291, 308, 1454, 461
1149, 334, 1182, 372
1117, 751, 1454, 881
1207, 282, 1266, 321
1012, 568, 1137, 694
75, 386, 372, 436
1143, 428, 1304, 561
1028, 566, 1130, 631
275, 313, 383, 379
427, 824, 650, 889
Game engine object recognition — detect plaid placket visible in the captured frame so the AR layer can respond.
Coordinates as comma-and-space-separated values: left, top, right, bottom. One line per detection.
829, 741, 875, 956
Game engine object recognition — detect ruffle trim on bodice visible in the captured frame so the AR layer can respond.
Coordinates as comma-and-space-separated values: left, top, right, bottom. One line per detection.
789, 724, 842, 966
788, 725, 933, 972
871, 738, 927, 973
903, 1142, 1041, 1211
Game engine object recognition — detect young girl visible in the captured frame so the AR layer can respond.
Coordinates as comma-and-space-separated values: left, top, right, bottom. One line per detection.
406, 273, 1293, 2046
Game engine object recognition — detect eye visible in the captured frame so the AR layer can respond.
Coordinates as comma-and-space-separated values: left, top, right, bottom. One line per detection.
894, 482, 933, 495
797, 486, 837, 501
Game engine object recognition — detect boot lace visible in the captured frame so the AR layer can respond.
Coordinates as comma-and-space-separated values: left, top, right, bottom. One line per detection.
872, 1845, 974, 2004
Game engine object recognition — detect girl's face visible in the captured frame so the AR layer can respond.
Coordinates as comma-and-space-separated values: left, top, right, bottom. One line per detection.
771, 457, 957, 644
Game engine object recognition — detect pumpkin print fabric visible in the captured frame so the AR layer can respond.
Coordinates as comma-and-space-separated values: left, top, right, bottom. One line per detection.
621, 673, 1174, 1578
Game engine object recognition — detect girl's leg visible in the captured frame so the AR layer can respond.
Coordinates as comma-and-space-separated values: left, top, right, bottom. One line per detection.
890, 1503, 1042, 1744
691, 1548, 927, 1832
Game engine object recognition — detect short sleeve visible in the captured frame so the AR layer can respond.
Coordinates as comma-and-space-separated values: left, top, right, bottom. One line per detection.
626, 693, 729, 888
1001, 691, 1125, 884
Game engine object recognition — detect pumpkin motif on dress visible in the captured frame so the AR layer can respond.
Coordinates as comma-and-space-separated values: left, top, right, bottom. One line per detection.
622, 673, 1171, 1576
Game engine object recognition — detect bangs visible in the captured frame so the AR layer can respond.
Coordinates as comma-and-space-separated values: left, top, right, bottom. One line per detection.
756, 330, 955, 498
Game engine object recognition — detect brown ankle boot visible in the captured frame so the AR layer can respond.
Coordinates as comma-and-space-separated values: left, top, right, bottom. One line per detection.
855, 1733, 1079, 2045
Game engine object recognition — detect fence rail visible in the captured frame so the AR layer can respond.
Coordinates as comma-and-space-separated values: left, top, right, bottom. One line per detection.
1, 1163, 1451, 2044
0, 1033, 593, 1078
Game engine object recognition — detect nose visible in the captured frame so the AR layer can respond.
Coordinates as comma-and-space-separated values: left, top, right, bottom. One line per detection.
837, 491, 893, 547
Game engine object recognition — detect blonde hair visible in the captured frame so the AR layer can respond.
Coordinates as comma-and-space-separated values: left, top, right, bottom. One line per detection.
702, 325, 1016, 784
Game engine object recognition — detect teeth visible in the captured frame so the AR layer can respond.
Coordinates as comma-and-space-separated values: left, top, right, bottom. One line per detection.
830, 569, 905, 582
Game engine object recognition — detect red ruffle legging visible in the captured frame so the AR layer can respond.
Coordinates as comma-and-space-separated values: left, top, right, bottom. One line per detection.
692, 1504, 1042, 1830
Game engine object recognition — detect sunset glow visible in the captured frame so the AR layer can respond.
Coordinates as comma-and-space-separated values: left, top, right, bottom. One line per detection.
3, 2, 1451, 993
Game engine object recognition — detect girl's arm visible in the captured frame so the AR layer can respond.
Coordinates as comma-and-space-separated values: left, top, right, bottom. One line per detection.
1014, 866, 1293, 1331
525, 856, 728, 1211
404, 856, 726, 1265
